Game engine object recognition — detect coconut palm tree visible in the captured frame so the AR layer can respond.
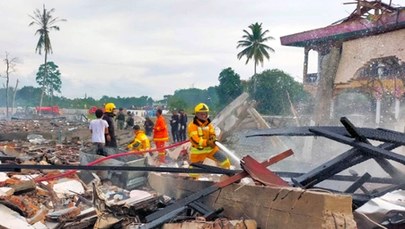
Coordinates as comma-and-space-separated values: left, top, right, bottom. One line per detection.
29, 5, 65, 113
237, 22, 275, 76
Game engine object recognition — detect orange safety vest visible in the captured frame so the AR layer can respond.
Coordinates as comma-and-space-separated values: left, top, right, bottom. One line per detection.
128, 130, 151, 151
153, 115, 169, 142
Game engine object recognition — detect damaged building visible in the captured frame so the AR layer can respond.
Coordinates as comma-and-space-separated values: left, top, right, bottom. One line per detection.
280, 1, 405, 126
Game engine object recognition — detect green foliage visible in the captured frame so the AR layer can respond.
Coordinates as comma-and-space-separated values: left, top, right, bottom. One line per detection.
15, 86, 42, 106
217, 68, 243, 110
36, 61, 62, 96
0, 87, 15, 106
29, 5, 66, 56
249, 69, 311, 115
11, 86, 154, 109
237, 22, 275, 75
168, 88, 219, 114
98, 95, 153, 109
167, 96, 187, 111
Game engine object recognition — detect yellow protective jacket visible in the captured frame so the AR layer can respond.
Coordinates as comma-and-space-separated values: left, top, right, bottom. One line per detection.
128, 130, 151, 151
187, 117, 218, 155
153, 115, 169, 142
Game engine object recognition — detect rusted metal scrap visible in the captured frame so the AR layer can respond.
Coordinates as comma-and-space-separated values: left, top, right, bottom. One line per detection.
241, 155, 289, 186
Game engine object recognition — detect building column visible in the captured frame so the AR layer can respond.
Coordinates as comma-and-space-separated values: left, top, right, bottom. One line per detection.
376, 99, 381, 124
303, 47, 310, 82
395, 98, 400, 120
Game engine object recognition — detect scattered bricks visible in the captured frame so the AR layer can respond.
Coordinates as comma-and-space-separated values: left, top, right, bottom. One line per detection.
1, 195, 40, 218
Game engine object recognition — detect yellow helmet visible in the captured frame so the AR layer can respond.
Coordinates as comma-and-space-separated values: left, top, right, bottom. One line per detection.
104, 103, 116, 113
194, 103, 209, 113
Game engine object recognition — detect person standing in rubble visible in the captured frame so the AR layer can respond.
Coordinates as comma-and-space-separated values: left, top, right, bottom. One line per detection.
127, 124, 150, 153
188, 103, 231, 169
116, 107, 126, 130
153, 109, 169, 163
103, 103, 117, 148
89, 109, 109, 155
125, 111, 134, 129
144, 116, 154, 136
178, 109, 188, 141
170, 109, 180, 142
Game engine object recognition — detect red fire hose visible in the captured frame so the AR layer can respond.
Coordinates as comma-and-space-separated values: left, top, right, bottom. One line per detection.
34, 140, 190, 183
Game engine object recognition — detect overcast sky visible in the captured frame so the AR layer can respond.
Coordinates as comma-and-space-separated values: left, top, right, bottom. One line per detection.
0, 1, 401, 100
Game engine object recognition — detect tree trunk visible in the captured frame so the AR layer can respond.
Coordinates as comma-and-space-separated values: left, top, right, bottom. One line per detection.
38, 52, 48, 115
254, 59, 257, 75
5, 58, 10, 119
253, 59, 258, 93
313, 44, 342, 125
12, 79, 19, 115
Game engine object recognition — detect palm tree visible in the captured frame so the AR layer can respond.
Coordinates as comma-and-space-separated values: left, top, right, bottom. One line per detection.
237, 22, 275, 76
29, 5, 65, 113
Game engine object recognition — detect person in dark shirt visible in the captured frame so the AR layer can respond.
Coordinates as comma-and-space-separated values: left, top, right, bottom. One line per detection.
125, 111, 134, 129
103, 103, 117, 148
116, 107, 126, 130
144, 116, 154, 136
170, 109, 180, 142
178, 109, 188, 141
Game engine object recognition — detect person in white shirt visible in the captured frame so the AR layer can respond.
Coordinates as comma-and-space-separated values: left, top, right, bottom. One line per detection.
89, 109, 109, 155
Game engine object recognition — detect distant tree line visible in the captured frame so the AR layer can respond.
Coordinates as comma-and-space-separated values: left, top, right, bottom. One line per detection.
0, 67, 312, 116
0, 86, 155, 110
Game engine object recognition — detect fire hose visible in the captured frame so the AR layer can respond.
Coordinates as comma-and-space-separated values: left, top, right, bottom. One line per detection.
34, 140, 190, 183
1, 140, 241, 183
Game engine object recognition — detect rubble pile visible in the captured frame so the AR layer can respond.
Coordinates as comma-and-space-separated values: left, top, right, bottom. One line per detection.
0, 119, 97, 228
2, 112, 405, 228
0, 119, 257, 228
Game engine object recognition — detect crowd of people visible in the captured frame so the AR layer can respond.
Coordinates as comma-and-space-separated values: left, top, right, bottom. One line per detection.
88, 102, 230, 169
169, 109, 188, 142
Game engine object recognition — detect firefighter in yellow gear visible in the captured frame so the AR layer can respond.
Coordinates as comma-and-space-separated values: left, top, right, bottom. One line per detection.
127, 125, 151, 153
187, 103, 231, 169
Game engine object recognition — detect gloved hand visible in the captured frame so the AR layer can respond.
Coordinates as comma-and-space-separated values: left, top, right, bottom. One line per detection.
207, 138, 217, 147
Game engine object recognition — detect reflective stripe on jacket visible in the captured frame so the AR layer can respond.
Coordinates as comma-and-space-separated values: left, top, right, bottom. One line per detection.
188, 117, 217, 154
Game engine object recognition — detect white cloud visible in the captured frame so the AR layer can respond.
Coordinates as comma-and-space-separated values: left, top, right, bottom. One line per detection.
0, 0, 400, 100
